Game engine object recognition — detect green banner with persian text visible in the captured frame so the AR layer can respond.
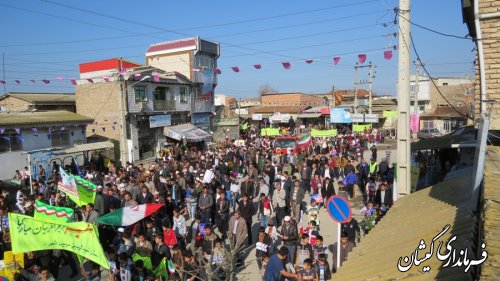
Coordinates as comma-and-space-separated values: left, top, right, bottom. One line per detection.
383, 110, 398, 118
67, 176, 96, 207
353, 124, 372, 132
260, 128, 280, 136
311, 129, 338, 137
8, 213, 109, 269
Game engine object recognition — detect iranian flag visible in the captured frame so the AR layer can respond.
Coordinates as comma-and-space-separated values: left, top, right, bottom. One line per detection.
297, 133, 312, 148
97, 204, 163, 226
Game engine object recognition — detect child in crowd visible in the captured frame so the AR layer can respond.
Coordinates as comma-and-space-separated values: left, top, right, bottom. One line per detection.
299, 258, 318, 281
315, 254, 331, 281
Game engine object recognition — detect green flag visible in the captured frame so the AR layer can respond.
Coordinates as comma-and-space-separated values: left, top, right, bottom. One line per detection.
8, 213, 109, 269
153, 259, 169, 280
132, 253, 153, 270
67, 176, 96, 207
34, 200, 74, 223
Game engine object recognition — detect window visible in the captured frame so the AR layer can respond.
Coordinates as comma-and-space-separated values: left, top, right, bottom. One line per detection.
423, 120, 434, 130
443, 120, 452, 132
180, 87, 188, 103
51, 130, 70, 147
154, 87, 166, 101
0, 134, 23, 152
134, 85, 147, 102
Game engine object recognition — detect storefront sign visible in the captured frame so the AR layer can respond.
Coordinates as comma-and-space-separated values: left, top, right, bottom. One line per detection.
213, 118, 239, 126
192, 113, 211, 125
270, 113, 290, 123
330, 108, 352, 123
351, 113, 364, 123
364, 114, 379, 123
252, 114, 263, 121
149, 115, 171, 128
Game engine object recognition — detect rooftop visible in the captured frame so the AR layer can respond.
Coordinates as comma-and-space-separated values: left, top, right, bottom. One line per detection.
421, 106, 469, 119
0, 110, 93, 126
1, 92, 75, 104
335, 170, 477, 280
250, 106, 308, 114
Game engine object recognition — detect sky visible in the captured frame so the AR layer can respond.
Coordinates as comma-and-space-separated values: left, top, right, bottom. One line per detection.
0, 0, 475, 98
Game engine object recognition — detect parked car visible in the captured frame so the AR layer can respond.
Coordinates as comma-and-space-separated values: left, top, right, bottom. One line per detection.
417, 128, 442, 139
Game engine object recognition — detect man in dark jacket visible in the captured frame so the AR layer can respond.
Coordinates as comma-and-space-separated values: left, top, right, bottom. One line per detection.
280, 216, 298, 264
238, 194, 255, 245
356, 158, 370, 199
137, 186, 154, 204
240, 176, 255, 201
375, 182, 393, 208
215, 192, 230, 239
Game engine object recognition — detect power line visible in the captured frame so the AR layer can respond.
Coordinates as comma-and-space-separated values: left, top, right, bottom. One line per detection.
396, 10, 471, 40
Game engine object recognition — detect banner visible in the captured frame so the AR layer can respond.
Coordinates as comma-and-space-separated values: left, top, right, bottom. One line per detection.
260, 128, 280, 136
150, 115, 172, 128
410, 114, 420, 133
330, 108, 352, 123
0, 251, 24, 280
132, 253, 153, 270
213, 118, 239, 126
252, 114, 262, 121
383, 110, 398, 118
353, 124, 372, 132
58, 167, 79, 199
8, 213, 109, 269
202, 69, 214, 97
311, 129, 338, 137
34, 200, 74, 223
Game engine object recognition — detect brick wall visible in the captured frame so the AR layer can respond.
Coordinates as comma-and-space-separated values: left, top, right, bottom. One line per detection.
75, 82, 124, 161
261, 93, 324, 106
0, 97, 30, 111
477, 0, 500, 129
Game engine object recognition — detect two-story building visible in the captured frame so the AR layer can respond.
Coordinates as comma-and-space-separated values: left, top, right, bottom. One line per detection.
0, 92, 76, 112
75, 58, 193, 164
145, 37, 220, 131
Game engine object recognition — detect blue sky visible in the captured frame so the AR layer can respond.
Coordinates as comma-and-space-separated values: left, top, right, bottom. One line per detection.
0, 0, 475, 98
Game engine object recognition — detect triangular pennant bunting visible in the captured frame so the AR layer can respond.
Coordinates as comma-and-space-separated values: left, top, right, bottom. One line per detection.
358, 54, 367, 64
282, 62, 291, 70
253, 64, 262, 69
333, 57, 341, 65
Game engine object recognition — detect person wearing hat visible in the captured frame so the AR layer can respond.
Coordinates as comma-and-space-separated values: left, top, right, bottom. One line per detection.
332, 232, 355, 273
280, 215, 298, 265
198, 186, 214, 223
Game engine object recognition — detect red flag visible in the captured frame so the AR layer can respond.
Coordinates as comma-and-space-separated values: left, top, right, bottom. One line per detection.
305, 59, 314, 64
333, 57, 341, 65
282, 62, 291, 70
71, 78, 77, 85
253, 64, 262, 69
358, 54, 367, 64
15, 80, 20, 84
215, 68, 222, 75
384, 50, 393, 60
42, 79, 50, 84
231, 67, 240, 73
152, 72, 160, 82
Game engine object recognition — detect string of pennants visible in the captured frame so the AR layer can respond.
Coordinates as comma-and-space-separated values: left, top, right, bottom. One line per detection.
0, 124, 121, 142
0, 50, 393, 85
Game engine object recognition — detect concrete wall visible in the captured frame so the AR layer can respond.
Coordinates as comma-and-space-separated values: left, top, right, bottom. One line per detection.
146, 52, 192, 80
126, 82, 191, 113
0, 97, 31, 111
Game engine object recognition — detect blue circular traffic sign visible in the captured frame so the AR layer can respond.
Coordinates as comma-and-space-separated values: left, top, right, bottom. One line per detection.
326, 195, 352, 223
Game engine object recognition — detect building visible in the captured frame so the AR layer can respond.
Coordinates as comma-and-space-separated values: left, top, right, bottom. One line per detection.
261, 92, 325, 107
420, 105, 469, 133
0, 111, 97, 180
214, 94, 236, 108
75, 58, 193, 164
212, 105, 240, 141
145, 37, 220, 131
410, 75, 473, 114
313, 89, 370, 111
0, 92, 76, 112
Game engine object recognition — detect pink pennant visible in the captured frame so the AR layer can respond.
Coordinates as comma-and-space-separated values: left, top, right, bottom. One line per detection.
384, 50, 393, 60
71, 78, 77, 85
103, 76, 110, 82
253, 64, 262, 70
15, 80, 20, 84
134, 73, 141, 79
15, 128, 20, 134
358, 54, 367, 64
61, 126, 65, 131
215, 69, 222, 75
87, 79, 94, 83
152, 72, 160, 82
231, 67, 240, 73
119, 69, 127, 76
193, 68, 201, 72
282, 62, 291, 70
0, 81, 4, 84
42, 79, 50, 84
0, 128, 4, 134
333, 57, 341, 65
56, 76, 64, 81
305, 59, 314, 64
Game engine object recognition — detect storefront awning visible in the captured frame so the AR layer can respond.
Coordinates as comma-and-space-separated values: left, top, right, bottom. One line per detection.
163, 123, 211, 142
297, 113, 322, 118
48, 141, 114, 155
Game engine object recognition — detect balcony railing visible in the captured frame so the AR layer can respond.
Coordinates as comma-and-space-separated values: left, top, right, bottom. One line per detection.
153, 100, 175, 111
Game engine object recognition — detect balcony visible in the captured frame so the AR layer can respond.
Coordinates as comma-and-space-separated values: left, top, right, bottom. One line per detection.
153, 100, 175, 111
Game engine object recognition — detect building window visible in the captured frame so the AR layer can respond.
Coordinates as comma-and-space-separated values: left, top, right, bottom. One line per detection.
51, 130, 70, 147
154, 87, 167, 101
423, 120, 434, 130
443, 120, 452, 132
0, 134, 23, 152
180, 87, 188, 103
134, 85, 147, 102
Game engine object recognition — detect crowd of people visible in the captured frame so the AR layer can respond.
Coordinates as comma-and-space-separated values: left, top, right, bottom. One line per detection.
1, 128, 396, 281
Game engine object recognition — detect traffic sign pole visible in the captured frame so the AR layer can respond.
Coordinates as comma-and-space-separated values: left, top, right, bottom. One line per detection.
325, 195, 353, 272
337, 222, 341, 269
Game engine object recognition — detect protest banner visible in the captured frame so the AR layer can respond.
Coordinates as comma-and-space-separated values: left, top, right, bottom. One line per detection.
8, 213, 109, 269
34, 200, 74, 223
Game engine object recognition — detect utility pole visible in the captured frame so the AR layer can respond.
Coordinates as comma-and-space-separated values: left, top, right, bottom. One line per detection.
354, 63, 359, 114
2, 53, 6, 95
368, 62, 373, 114
331, 85, 335, 108
396, 0, 412, 197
